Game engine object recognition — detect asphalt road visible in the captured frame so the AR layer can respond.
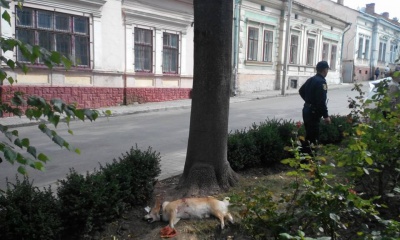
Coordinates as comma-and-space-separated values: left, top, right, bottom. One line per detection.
0, 84, 367, 190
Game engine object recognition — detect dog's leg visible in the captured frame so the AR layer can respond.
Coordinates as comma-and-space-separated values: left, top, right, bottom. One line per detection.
215, 212, 225, 229
226, 213, 234, 224
168, 209, 181, 229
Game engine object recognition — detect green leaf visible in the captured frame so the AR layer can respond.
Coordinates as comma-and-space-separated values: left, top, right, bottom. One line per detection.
75, 109, 85, 120
75, 148, 81, 155
6, 59, 15, 70
27, 146, 37, 158
21, 138, 30, 148
85, 109, 98, 121
2, 10, 10, 26
17, 166, 27, 175
16, 154, 27, 165
52, 135, 65, 148
365, 157, 373, 165
34, 161, 45, 171
38, 153, 49, 163
0, 0, 10, 9
14, 138, 23, 148
51, 98, 64, 112
50, 51, 62, 64
61, 56, 72, 69
68, 129, 74, 135
4, 148, 17, 163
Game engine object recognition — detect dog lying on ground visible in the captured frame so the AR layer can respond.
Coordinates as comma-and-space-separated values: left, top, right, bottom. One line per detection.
144, 196, 234, 229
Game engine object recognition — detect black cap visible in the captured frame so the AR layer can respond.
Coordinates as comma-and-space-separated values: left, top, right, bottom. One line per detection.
316, 61, 330, 70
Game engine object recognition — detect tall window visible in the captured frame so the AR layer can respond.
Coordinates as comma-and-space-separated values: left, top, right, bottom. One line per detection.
247, 27, 258, 61
322, 43, 329, 61
306, 38, 315, 65
364, 39, 370, 60
289, 35, 298, 64
390, 44, 396, 63
330, 45, 337, 70
163, 32, 179, 74
134, 28, 152, 72
378, 42, 387, 62
16, 7, 90, 67
263, 30, 273, 62
358, 37, 364, 59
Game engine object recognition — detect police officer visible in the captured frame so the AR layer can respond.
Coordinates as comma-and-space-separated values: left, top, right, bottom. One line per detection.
299, 61, 331, 152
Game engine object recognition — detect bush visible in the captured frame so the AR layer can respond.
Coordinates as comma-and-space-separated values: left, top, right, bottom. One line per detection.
101, 146, 161, 205
318, 114, 354, 144
57, 146, 161, 237
0, 176, 62, 240
57, 169, 122, 238
228, 118, 296, 170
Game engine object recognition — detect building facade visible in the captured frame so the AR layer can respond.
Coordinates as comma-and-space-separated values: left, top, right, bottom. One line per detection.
2, 0, 398, 112
1, 0, 194, 109
232, 0, 349, 95
354, 3, 400, 81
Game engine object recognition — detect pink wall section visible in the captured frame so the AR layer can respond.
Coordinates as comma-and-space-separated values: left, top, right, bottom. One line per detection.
0, 86, 192, 117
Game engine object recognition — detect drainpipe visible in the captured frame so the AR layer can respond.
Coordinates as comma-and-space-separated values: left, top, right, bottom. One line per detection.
339, 23, 351, 83
122, 6, 128, 105
370, 18, 379, 80
281, 0, 292, 95
232, 0, 241, 96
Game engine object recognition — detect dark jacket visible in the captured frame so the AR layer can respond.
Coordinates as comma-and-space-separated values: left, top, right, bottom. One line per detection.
299, 73, 328, 118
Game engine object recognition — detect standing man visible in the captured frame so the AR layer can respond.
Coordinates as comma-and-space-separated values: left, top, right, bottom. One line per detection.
375, 67, 380, 80
299, 61, 331, 153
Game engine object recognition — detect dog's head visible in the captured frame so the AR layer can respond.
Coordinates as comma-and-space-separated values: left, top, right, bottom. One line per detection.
143, 197, 165, 223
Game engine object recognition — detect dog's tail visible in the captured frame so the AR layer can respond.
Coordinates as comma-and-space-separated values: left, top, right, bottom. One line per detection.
223, 197, 230, 206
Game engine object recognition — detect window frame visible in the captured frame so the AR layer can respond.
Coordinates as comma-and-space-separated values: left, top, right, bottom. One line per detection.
263, 30, 273, 62
289, 34, 299, 64
162, 32, 179, 74
134, 27, 153, 73
247, 27, 259, 61
306, 37, 315, 66
15, 7, 91, 68
364, 39, 370, 60
358, 37, 364, 59
330, 44, 337, 70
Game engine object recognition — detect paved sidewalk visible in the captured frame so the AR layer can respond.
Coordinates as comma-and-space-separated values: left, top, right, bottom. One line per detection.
0, 83, 354, 128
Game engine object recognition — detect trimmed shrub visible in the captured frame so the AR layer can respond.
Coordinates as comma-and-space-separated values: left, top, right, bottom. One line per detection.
319, 114, 354, 144
228, 128, 259, 170
57, 169, 122, 238
0, 176, 62, 240
101, 146, 162, 205
57, 146, 161, 237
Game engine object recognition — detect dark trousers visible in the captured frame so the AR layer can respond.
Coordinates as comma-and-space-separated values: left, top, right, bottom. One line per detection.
302, 105, 321, 153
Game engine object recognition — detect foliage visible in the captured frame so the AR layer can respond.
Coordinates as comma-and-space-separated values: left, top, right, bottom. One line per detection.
57, 146, 161, 237
233, 83, 400, 239
0, 176, 62, 240
101, 146, 162, 205
227, 117, 352, 171
0, 1, 111, 175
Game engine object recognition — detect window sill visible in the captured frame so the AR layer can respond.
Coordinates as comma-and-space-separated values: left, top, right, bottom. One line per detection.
244, 60, 273, 67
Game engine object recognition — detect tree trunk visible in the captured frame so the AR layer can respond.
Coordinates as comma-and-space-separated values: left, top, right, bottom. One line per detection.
178, 0, 239, 196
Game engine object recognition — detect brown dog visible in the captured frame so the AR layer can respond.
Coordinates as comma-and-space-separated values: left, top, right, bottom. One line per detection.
144, 196, 233, 229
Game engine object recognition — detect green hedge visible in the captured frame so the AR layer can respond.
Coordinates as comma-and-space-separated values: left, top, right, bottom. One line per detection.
0, 146, 161, 239
228, 116, 354, 171
0, 177, 62, 240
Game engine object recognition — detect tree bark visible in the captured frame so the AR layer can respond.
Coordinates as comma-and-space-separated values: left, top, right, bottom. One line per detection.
178, 0, 239, 196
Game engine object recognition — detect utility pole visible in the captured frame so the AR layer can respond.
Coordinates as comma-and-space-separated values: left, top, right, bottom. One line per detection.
281, 0, 292, 95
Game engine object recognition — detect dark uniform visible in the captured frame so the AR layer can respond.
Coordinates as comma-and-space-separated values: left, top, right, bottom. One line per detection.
299, 66, 329, 148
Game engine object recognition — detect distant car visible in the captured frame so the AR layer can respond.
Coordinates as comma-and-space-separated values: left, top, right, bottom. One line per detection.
366, 77, 399, 100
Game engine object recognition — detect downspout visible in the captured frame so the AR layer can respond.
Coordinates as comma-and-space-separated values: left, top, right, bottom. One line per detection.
370, 18, 379, 80
281, 0, 292, 95
232, 0, 241, 96
339, 23, 351, 83
122, 6, 127, 105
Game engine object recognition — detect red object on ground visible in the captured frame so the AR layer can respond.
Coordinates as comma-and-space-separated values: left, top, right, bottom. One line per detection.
160, 225, 178, 238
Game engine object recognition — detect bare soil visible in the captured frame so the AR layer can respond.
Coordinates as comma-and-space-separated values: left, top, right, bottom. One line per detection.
96, 166, 289, 240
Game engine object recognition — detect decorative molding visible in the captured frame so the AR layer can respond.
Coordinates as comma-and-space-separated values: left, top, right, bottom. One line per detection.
123, 0, 193, 32
24, 0, 105, 17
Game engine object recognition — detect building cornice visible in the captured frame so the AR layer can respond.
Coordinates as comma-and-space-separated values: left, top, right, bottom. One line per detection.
24, 0, 106, 17
123, 0, 193, 32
